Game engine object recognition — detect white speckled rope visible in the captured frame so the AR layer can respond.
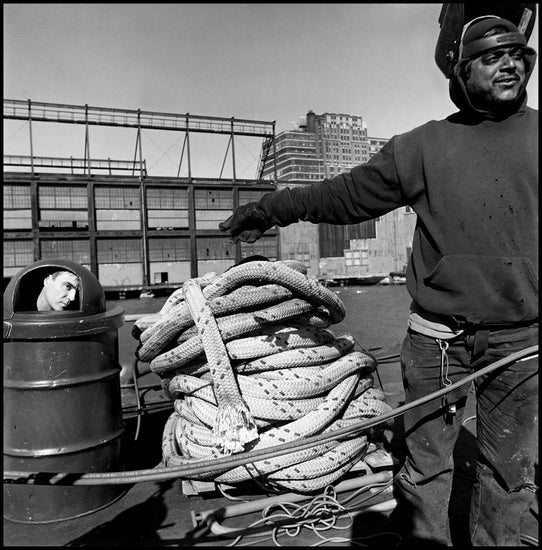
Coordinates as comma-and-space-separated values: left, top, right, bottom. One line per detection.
166, 351, 374, 403
138, 284, 295, 360
236, 334, 355, 374
152, 321, 335, 376
163, 374, 364, 482
176, 391, 385, 452
200, 261, 345, 323
137, 259, 341, 361
183, 278, 258, 454
134, 260, 393, 492
162, 371, 383, 491
155, 332, 352, 384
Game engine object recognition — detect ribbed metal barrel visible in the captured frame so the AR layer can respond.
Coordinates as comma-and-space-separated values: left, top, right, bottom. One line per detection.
3, 260, 126, 523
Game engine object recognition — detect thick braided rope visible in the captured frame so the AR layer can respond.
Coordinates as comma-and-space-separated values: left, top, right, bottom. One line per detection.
133, 271, 219, 338
236, 351, 375, 400
177, 383, 330, 421
138, 284, 295, 360
182, 278, 258, 454
174, 301, 320, 345
164, 373, 358, 461
167, 416, 370, 488
236, 334, 355, 374
157, 333, 354, 386
138, 259, 341, 360
201, 261, 345, 324
161, 392, 389, 490
150, 299, 324, 373
164, 402, 374, 489
265, 438, 368, 482
173, 383, 385, 439
135, 260, 392, 491
174, 397, 381, 450
152, 323, 335, 376
163, 374, 363, 483
166, 351, 373, 403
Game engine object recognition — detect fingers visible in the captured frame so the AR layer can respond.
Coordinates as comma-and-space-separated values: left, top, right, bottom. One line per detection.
219, 216, 233, 232
227, 229, 262, 244
219, 202, 266, 243
240, 229, 262, 243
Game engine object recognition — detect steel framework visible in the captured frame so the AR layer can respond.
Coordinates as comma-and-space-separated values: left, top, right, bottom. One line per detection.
3, 99, 281, 289
3, 99, 278, 180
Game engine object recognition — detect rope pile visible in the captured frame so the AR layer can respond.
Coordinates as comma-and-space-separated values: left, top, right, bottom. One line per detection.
132, 259, 393, 493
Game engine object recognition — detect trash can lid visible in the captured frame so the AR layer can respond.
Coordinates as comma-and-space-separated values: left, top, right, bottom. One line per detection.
4, 259, 106, 317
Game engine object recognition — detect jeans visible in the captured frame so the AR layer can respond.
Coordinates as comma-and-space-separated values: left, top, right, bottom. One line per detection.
393, 323, 538, 547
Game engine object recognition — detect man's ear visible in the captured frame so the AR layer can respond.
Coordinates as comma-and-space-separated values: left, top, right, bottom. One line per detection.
43, 275, 52, 287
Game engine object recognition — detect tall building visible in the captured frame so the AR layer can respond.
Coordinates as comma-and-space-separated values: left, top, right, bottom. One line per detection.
259, 110, 416, 280
260, 128, 324, 184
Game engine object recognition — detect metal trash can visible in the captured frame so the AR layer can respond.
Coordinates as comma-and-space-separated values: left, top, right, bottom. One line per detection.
3, 259, 126, 523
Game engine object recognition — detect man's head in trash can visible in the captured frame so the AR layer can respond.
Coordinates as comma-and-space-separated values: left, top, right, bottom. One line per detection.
36, 270, 80, 311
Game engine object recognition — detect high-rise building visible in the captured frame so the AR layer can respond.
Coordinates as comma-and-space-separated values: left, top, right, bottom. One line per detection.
259, 110, 416, 280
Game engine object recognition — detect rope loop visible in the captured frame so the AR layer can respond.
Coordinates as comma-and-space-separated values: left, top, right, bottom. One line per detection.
133, 259, 393, 492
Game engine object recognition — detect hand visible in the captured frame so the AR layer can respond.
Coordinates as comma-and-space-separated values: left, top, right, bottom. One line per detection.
219, 202, 272, 243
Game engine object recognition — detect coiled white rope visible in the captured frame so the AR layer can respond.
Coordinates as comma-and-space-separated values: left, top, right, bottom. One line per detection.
132, 259, 393, 492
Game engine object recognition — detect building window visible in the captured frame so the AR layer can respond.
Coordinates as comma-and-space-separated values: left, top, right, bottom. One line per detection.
194, 189, 233, 210
287, 251, 310, 267
196, 237, 235, 260
39, 186, 87, 209
97, 239, 142, 263
94, 186, 140, 209
147, 187, 188, 209
149, 237, 190, 261
238, 189, 268, 204
4, 185, 31, 209
240, 235, 278, 260
41, 239, 90, 265
3, 240, 33, 268
38, 185, 88, 229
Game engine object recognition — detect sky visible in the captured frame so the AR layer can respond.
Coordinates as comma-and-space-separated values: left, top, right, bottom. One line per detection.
3, 3, 539, 179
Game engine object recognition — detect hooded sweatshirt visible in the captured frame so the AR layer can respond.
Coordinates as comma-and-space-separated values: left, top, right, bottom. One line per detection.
261, 52, 538, 328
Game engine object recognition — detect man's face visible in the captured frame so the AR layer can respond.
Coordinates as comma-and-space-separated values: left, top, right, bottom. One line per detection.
43, 272, 80, 310
464, 46, 526, 110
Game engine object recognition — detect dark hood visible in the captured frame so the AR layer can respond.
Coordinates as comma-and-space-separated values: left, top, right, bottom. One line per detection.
449, 48, 537, 120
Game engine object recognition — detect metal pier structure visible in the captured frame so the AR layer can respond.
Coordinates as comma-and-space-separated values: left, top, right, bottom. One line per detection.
3, 99, 279, 292
3, 99, 277, 180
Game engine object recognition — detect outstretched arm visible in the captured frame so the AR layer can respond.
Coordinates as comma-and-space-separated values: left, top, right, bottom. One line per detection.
219, 138, 406, 243
219, 187, 300, 243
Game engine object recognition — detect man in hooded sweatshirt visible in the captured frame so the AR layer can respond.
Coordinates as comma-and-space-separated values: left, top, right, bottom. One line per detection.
219, 15, 538, 548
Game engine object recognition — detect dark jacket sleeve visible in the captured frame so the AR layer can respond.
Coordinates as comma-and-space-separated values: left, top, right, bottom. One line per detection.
281, 137, 407, 225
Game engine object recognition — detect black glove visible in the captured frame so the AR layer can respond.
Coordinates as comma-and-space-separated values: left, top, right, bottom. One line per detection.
219, 202, 272, 244
219, 188, 301, 244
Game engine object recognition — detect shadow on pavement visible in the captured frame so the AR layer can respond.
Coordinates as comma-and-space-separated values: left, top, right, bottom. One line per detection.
64, 480, 174, 547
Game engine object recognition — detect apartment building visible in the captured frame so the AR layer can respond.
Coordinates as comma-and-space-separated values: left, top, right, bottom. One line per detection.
259, 110, 416, 279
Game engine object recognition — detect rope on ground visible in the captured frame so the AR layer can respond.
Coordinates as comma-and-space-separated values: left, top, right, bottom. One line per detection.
215, 481, 401, 547
132, 259, 393, 492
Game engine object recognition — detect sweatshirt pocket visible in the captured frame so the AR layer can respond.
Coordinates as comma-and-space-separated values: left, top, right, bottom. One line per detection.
421, 254, 538, 325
